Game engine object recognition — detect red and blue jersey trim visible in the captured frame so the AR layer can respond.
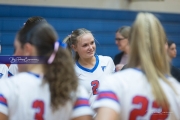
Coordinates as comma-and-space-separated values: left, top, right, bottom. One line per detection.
0, 94, 7, 107
8, 71, 13, 77
74, 98, 90, 109
97, 91, 120, 104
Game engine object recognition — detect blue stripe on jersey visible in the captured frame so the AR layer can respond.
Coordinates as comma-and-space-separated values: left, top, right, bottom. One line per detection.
76, 55, 99, 73
0, 73, 3, 78
27, 72, 40, 78
0, 94, 7, 107
97, 91, 120, 104
73, 98, 90, 109
8, 71, 13, 77
133, 68, 142, 72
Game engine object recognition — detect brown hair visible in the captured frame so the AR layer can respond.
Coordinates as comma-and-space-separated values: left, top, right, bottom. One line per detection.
24, 16, 47, 26
116, 26, 131, 39
17, 21, 78, 110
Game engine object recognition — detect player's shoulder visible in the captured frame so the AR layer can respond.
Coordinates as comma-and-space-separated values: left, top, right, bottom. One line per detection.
104, 68, 144, 85
113, 68, 143, 78
9, 64, 18, 68
0, 72, 40, 85
0, 64, 8, 69
98, 55, 112, 61
97, 55, 113, 65
167, 76, 180, 91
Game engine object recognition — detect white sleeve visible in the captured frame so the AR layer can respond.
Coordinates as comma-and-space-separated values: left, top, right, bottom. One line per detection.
93, 75, 121, 113
8, 64, 18, 76
0, 78, 16, 115
0, 66, 8, 79
71, 86, 93, 118
106, 57, 115, 74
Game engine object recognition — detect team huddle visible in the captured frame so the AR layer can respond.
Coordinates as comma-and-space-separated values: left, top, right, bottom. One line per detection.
0, 12, 179, 120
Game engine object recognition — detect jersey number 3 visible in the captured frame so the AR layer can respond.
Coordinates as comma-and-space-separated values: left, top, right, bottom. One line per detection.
91, 80, 99, 95
32, 100, 44, 120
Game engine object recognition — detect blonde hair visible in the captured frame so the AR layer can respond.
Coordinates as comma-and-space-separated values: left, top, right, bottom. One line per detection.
63, 28, 92, 61
116, 26, 131, 39
128, 12, 176, 109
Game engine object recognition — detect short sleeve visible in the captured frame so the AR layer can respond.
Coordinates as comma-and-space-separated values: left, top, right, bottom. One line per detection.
0, 78, 16, 115
71, 86, 93, 118
0, 65, 8, 79
93, 75, 121, 113
105, 57, 115, 74
9, 64, 19, 76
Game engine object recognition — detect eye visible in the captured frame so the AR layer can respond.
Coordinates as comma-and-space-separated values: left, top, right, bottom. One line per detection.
82, 44, 88, 47
91, 41, 94, 45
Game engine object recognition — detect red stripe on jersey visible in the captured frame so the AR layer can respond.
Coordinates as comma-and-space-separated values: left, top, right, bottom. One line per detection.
0, 94, 7, 106
74, 98, 90, 109
97, 91, 120, 104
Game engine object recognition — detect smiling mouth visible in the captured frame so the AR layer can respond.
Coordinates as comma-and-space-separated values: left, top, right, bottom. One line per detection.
88, 51, 94, 54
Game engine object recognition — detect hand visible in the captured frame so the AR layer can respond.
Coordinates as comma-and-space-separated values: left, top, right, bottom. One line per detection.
115, 64, 124, 71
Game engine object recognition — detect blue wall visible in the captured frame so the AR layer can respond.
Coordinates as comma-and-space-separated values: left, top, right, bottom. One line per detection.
0, 4, 180, 67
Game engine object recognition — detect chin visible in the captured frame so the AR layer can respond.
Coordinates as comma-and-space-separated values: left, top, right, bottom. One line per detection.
87, 54, 94, 58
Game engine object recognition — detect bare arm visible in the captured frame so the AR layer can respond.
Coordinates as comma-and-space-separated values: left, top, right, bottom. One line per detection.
72, 115, 92, 120
95, 107, 119, 120
0, 113, 8, 120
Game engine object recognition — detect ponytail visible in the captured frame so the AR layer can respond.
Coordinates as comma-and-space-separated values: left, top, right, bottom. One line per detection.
17, 21, 78, 111
63, 35, 73, 56
44, 47, 78, 110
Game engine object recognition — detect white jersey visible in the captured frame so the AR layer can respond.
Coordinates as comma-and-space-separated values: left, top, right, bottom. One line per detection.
93, 68, 180, 120
0, 72, 93, 120
0, 64, 8, 79
75, 55, 115, 106
8, 64, 18, 77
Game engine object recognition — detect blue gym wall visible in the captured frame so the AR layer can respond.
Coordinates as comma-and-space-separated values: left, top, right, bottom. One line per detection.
0, 4, 180, 67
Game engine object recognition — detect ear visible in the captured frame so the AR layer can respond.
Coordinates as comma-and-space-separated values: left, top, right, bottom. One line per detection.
23, 43, 36, 56
71, 44, 77, 52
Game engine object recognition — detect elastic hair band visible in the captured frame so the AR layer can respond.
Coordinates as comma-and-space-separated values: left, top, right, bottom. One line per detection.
47, 39, 67, 64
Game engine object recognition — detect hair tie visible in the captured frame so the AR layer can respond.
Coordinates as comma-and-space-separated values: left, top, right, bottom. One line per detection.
47, 39, 67, 64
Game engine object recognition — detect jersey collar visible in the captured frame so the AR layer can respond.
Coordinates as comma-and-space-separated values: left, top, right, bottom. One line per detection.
27, 72, 40, 78
76, 55, 99, 73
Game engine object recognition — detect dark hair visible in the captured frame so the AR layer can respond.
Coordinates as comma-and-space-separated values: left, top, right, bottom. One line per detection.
167, 40, 175, 48
24, 16, 47, 26
17, 22, 78, 110
63, 28, 92, 61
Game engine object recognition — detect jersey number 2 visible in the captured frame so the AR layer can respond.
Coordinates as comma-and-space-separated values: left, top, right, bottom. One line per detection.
32, 100, 44, 120
91, 80, 99, 95
129, 96, 169, 120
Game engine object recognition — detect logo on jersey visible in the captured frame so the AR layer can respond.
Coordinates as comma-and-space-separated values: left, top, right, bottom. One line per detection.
0, 73, 3, 78
101, 66, 106, 71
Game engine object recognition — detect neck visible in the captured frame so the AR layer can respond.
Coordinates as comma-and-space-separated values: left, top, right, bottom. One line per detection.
168, 56, 172, 63
78, 56, 96, 68
27, 64, 44, 76
124, 45, 130, 54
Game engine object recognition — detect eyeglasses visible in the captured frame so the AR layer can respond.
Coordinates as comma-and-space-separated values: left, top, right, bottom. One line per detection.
115, 38, 126, 41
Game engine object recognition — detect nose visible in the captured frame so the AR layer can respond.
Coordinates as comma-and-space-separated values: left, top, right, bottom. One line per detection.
115, 40, 119, 45
89, 44, 93, 50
